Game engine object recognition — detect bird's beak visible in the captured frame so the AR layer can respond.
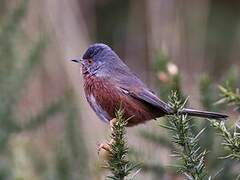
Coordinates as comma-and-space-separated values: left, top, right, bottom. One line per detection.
71, 58, 82, 63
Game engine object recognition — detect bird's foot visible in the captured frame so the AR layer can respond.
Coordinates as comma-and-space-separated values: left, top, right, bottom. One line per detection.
110, 118, 117, 131
98, 118, 118, 160
97, 142, 111, 153
97, 142, 112, 161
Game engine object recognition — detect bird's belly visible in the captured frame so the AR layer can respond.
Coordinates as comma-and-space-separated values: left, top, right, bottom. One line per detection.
84, 77, 163, 126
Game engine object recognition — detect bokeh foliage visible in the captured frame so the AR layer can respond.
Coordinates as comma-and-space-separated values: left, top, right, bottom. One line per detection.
0, 0, 89, 179
136, 53, 240, 180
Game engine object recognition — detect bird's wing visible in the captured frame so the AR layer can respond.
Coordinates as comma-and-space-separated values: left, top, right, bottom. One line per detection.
112, 70, 172, 114
119, 86, 172, 114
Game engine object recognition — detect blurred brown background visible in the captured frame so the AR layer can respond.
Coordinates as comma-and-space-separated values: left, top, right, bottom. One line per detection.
0, 0, 240, 179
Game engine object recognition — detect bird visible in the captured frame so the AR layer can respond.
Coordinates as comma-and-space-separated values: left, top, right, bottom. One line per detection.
71, 43, 228, 127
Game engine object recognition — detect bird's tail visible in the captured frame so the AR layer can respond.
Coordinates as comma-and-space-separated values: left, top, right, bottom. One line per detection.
179, 108, 228, 120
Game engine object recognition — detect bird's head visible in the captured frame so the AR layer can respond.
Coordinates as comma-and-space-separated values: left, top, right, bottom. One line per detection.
72, 43, 123, 77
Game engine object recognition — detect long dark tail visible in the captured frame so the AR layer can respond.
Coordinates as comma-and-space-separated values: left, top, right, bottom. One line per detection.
180, 108, 228, 120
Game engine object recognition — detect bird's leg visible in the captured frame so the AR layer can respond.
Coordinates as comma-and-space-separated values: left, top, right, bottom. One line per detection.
97, 142, 112, 154
110, 118, 117, 131
97, 118, 117, 159
97, 142, 112, 161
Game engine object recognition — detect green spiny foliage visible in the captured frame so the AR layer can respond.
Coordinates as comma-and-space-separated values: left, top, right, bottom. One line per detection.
161, 91, 208, 179
213, 82, 240, 163
199, 74, 240, 179
106, 109, 139, 180
211, 120, 240, 161
218, 84, 240, 111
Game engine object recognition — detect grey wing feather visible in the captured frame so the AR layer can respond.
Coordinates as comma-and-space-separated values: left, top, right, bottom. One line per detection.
120, 87, 172, 114
109, 60, 173, 114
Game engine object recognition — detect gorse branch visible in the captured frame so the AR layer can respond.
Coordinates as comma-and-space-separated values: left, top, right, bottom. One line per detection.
106, 109, 139, 180
213, 83, 240, 161
161, 91, 208, 180
218, 84, 240, 111
211, 121, 240, 161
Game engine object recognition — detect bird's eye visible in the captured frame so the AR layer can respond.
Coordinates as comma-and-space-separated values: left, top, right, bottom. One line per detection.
88, 59, 93, 64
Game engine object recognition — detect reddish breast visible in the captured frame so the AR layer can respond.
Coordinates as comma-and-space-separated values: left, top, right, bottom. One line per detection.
84, 75, 122, 118
84, 75, 161, 126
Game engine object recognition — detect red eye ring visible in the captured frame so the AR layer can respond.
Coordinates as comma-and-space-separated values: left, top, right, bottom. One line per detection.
88, 59, 93, 64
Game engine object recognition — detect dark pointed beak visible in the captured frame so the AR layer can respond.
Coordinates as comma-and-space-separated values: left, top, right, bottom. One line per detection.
71, 59, 82, 63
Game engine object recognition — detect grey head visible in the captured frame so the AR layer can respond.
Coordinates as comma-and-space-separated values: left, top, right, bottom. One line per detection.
72, 43, 130, 77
